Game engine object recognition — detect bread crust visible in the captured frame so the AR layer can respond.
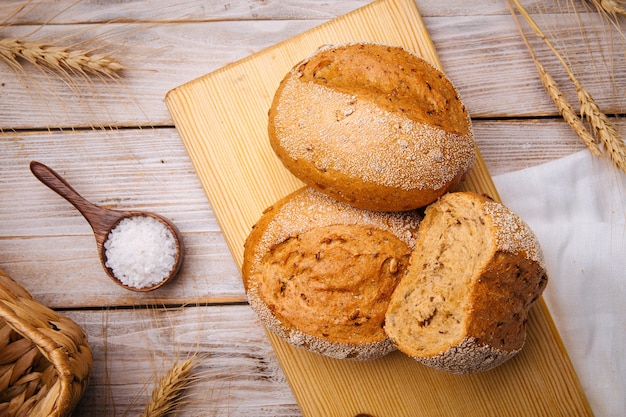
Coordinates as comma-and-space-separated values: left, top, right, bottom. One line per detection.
268, 43, 476, 212
242, 187, 421, 360
384, 192, 548, 373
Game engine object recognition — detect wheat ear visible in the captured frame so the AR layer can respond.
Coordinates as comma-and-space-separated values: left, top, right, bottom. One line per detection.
507, 0, 626, 173
0, 37, 124, 78
586, 0, 626, 18
140, 356, 196, 417
577, 86, 626, 171
534, 60, 602, 156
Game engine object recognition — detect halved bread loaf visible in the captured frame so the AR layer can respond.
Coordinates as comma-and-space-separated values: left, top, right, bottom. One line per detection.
384, 192, 548, 373
242, 187, 422, 360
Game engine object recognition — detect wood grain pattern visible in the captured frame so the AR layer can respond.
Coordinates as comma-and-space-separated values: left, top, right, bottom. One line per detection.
1, 0, 623, 415
29, 161, 185, 292
0, 0, 373, 24
0, 117, 601, 310
165, 0, 594, 415
2, 6, 624, 130
65, 304, 300, 417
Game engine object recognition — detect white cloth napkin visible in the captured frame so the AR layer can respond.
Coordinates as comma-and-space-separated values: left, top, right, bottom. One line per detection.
493, 150, 625, 417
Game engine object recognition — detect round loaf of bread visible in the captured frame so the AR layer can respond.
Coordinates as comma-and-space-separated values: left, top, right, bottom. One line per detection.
268, 43, 476, 212
384, 191, 548, 373
242, 187, 421, 360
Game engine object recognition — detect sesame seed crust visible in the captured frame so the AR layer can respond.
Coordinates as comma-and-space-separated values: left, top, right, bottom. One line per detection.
268, 43, 476, 212
273, 78, 474, 192
414, 337, 521, 374
483, 200, 546, 269
253, 187, 421, 261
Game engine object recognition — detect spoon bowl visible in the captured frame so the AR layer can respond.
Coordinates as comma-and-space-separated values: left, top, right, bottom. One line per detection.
30, 161, 184, 292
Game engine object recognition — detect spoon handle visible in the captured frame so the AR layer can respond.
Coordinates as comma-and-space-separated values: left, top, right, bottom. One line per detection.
30, 161, 124, 243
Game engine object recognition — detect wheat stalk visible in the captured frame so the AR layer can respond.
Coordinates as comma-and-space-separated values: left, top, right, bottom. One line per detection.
507, 2, 600, 156
140, 356, 196, 417
0, 37, 124, 79
507, 0, 626, 174
532, 59, 602, 156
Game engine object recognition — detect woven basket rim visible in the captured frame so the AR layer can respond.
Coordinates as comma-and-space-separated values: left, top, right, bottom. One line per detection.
0, 268, 93, 417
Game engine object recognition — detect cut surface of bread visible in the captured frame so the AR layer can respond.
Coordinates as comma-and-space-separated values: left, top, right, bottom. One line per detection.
243, 187, 421, 360
385, 192, 548, 373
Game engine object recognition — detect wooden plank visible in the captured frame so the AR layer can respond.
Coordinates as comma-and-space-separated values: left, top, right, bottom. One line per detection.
63, 304, 300, 416
0, 0, 373, 24
0, 21, 329, 130
0, 0, 595, 23
430, 10, 626, 118
165, 0, 594, 415
0, 117, 608, 308
0, 128, 243, 308
1, 10, 624, 130
472, 118, 591, 176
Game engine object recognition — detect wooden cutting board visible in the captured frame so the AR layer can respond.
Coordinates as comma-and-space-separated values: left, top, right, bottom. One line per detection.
165, 0, 594, 415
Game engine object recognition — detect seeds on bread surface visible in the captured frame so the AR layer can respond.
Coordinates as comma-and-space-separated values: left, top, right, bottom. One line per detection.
268, 43, 476, 212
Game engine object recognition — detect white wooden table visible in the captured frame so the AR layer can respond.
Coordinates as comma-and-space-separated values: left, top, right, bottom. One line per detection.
1, 1, 624, 415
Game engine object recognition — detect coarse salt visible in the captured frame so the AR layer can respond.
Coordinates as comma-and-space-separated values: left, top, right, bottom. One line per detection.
104, 215, 177, 289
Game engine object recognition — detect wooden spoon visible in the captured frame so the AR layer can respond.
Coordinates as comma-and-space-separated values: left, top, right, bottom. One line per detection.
30, 161, 184, 292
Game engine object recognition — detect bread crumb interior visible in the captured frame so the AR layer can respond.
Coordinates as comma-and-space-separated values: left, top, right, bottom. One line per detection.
386, 196, 493, 356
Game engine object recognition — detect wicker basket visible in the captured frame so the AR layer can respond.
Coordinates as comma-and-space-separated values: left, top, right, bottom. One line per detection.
0, 267, 93, 417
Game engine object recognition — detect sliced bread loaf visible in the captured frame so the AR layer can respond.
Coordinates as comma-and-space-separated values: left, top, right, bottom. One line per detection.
385, 192, 548, 373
